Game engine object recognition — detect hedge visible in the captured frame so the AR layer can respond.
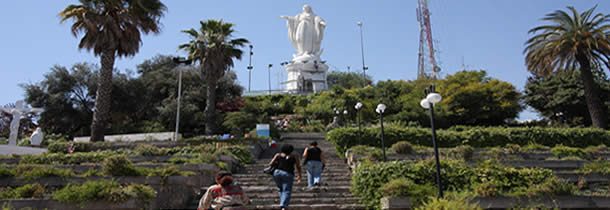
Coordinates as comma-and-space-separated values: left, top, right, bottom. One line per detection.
47, 137, 263, 153
328, 126, 610, 153
351, 160, 568, 209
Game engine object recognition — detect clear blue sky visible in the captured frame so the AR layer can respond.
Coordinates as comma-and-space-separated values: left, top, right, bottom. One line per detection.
0, 0, 606, 120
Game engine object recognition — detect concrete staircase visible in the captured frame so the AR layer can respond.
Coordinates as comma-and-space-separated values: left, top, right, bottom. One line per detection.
239, 133, 365, 210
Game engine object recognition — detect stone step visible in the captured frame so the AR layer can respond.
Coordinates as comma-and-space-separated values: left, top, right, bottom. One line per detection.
250, 197, 360, 205
244, 168, 351, 174
246, 192, 357, 199
236, 176, 352, 182
243, 186, 351, 194
239, 180, 352, 187
234, 173, 352, 179
248, 203, 366, 210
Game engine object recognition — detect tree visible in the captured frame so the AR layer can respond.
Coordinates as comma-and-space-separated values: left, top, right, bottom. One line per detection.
22, 64, 97, 136
60, 0, 167, 141
179, 20, 249, 134
327, 71, 373, 89
524, 69, 610, 125
22, 56, 245, 137
438, 70, 522, 126
525, 6, 610, 129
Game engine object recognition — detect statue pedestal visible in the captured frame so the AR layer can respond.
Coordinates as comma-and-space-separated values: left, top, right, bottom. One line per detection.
283, 61, 328, 93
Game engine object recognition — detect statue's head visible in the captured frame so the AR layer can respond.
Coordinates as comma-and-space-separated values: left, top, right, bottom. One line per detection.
303, 4, 312, 13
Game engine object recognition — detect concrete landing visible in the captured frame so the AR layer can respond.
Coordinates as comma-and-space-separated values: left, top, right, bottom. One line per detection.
0, 145, 47, 155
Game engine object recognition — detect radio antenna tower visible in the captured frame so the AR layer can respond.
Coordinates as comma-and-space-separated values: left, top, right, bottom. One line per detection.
417, 0, 441, 80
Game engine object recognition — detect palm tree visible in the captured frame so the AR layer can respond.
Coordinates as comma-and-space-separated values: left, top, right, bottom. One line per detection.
525, 6, 610, 129
179, 20, 249, 134
60, 0, 166, 141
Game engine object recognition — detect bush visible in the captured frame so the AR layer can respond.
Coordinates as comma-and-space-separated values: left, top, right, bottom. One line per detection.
15, 165, 74, 180
348, 145, 383, 161
531, 177, 577, 196
134, 144, 166, 156
20, 151, 116, 165
447, 145, 474, 160
551, 145, 588, 159
579, 161, 610, 175
0, 166, 14, 177
380, 178, 435, 206
52, 180, 155, 204
415, 196, 482, 210
352, 160, 566, 209
101, 155, 141, 176
0, 184, 46, 199
327, 126, 610, 154
391, 141, 414, 155
352, 160, 473, 209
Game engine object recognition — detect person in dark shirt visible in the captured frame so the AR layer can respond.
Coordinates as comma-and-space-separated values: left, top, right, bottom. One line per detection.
269, 144, 302, 210
302, 141, 326, 188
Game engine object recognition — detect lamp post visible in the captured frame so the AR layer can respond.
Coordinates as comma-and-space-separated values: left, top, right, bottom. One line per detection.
343, 110, 349, 127
268, 64, 273, 94
247, 45, 253, 92
357, 21, 368, 87
376, 103, 387, 161
172, 57, 193, 141
355, 102, 363, 133
420, 85, 443, 198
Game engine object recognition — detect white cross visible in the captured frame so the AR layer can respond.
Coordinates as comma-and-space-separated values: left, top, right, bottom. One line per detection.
0, 100, 43, 146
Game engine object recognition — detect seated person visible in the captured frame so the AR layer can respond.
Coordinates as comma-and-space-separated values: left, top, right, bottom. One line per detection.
198, 171, 249, 210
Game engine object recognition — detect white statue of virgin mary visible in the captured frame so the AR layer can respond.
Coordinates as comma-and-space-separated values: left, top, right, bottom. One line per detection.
281, 4, 326, 62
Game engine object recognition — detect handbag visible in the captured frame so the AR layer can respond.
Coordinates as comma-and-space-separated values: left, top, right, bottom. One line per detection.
263, 159, 278, 175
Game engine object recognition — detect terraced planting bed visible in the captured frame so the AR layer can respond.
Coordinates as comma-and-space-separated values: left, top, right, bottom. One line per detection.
345, 143, 610, 209
0, 139, 267, 209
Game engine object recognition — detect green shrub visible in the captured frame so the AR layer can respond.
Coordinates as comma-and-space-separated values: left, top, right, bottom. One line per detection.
380, 178, 435, 206
551, 145, 588, 159
511, 176, 577, 197
584, 144, 608, 155
215, 146, 253, 164
20, 151, 116, 165
448, 145, 474, 160
391, 141, 415, 155
0, 137, 7, 145
327, 126, 610, 154
134, 144, 166, 156
0, 166, 14, 177
352, 160, 473, 209
101, 155, 141, 176
415, 196, 482, 210
348, 145, 383, 161
473, 181, 499, 197
15, 165, 74, 180
579, 161, 610, 175
352, 159, 565, 209
472, 161, 553, 194
52, 180, 155, 204
0, 184, 46, 199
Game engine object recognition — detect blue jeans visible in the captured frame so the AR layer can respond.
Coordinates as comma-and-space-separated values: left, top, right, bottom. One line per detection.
306, 160, 323, 187
272, 169, 294, 208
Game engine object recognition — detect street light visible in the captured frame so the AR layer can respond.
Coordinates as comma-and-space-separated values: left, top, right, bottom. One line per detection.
420, 85, 443, 198
376, 103, 387, 162
247, 45, 253, 92
355, 102, 363, 133
172, 57, 193, 141
268, 64, 273, 95
343, 110, 349, 127
357, 21, 368, 87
